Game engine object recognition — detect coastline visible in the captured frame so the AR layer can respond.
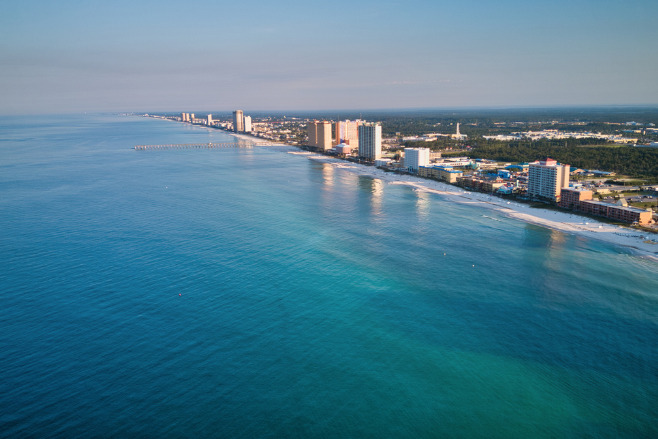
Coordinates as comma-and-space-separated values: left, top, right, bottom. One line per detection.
227, 130, 658, 261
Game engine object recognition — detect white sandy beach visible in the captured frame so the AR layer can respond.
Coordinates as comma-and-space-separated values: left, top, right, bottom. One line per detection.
229, 132, 658, 260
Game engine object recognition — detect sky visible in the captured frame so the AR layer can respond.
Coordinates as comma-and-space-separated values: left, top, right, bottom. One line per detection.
1, 0, 657, 114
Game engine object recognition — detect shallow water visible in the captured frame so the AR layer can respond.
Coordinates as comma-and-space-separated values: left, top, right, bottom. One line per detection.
1, 114, 656, 437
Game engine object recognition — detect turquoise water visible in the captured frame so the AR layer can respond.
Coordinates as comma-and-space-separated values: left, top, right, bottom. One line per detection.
1, 114, 657, 438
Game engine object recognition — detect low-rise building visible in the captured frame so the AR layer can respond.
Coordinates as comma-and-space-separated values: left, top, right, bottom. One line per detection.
580, 200, 652, 225
440, 157, 474, 168
457, 176, 484, 190
481, 180, 506, 193
335, 144, 352, 155
418, 166, 463, 183
559, 188, 594, 210
559, 188, 652, 224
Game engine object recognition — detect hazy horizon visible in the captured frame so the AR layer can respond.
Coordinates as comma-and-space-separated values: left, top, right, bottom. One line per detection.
7, 104, 658, 121
2, 0, 657, 115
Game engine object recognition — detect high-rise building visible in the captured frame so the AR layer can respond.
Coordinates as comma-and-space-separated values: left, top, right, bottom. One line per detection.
244, 116, 252, 133
233, 110, 244, 133
317, 121, 332, 151
527, 158, 570, 201
307, 121, 332, 150
358, 123, 382, 160
207, 114, 213, 125
404, 147, 430, 172
334, 120, 361, 147
307, 121, 318, 147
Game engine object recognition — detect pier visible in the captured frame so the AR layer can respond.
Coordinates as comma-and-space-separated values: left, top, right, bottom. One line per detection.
134, 142, 267, 150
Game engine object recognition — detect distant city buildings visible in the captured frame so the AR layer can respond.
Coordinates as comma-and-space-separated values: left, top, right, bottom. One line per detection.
358, 123, 382, 160
244, 116, 252, 133
484, 129, 638, 144
528, 158, 570, 201
207, 114, 213, 125
404, 147, 430, 172
233, 110, 244, 133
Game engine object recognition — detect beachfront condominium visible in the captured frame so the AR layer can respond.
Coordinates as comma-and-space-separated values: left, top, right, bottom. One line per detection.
244, 116, 252, 133
233, 110, 244, 133
307, 121, 332, 151
358, 123, 382, 161
334, 120, 361, 148
404, 147, 430, 172
307, 122, 317, 147
527, 158, 570, 201
207, 114, 213, 125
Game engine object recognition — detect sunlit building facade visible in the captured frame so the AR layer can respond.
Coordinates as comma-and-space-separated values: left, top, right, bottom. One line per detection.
358, 123, 382, 161
404, 147, 430, 172
334, 120, 361, 148
233, 110, 244, 133
528, 158, 570, 201
307, 121, 332, 150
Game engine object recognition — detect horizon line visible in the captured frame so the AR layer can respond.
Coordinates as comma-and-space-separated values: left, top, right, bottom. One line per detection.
5, 103, 658, 118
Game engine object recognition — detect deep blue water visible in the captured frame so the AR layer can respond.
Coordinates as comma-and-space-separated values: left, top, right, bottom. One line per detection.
1, 114, 657, 438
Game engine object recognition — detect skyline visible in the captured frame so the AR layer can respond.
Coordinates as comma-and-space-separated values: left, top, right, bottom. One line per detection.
1, 0, 657, 115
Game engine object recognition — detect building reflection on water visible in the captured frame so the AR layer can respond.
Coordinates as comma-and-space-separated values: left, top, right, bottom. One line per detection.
358, 175, 384, 218
522, 226, 572, 303
415, 189, 430, 221
321, 162, 334, 188
236, 143, 255, 165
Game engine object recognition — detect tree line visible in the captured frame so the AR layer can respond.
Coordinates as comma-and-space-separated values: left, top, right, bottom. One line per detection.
442, 141, 658, 179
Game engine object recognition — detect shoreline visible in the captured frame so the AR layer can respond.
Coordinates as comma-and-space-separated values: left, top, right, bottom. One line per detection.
223, 130, 658, 261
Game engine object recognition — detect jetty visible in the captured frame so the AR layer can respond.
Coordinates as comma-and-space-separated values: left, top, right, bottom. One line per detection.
133, 142, 268, 150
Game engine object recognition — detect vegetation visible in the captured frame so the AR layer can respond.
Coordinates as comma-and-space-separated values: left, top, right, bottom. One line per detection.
361, 107, 658, 180
452, 141, 658, 179
404, 138, 467, 150
605, 179, 651, 186
402, 138, 657, 179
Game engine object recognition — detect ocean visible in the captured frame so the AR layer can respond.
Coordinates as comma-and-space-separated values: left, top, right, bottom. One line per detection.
1, 114, 657, 438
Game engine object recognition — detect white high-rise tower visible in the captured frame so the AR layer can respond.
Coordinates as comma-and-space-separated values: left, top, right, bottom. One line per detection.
358, 123, 382, 160
528, 158, 570, 201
